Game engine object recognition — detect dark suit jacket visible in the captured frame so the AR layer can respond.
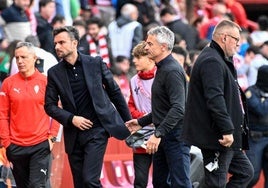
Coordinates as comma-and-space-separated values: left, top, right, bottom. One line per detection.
44, 53, 131, 154
181, 40, 249, 151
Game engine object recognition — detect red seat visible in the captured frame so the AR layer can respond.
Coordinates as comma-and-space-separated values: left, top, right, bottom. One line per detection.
110, 160, 133, 187
100, 163, 121, 188
123, 160, 135, 184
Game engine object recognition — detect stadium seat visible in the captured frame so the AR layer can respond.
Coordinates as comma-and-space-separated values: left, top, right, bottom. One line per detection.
100, 164, 121, 188
123, 160, 134, 184
110, 160, 133, 187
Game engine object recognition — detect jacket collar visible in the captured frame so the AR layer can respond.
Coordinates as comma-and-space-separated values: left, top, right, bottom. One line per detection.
210, 40, 237, 78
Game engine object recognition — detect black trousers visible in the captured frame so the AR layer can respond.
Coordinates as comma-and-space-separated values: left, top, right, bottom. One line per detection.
6, 140, 51, 188
67, 127, 109, 188
133, 153, 153, 188
201, 149, 254, 188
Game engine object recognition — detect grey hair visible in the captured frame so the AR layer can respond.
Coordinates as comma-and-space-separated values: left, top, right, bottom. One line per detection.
212, 19, 241, 37
120, 3, 138, 18
147, 26, 174, 51
15, 42, 36, 55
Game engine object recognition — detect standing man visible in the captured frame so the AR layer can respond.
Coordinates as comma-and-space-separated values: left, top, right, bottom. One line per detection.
181, 20, 254, 187
35, 0, 56, 55
0, 42, 59, 188
126, 26, 191, 188
44, 26, 131, 188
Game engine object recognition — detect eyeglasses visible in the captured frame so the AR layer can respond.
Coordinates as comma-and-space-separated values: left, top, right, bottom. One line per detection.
226, 34, 240, 43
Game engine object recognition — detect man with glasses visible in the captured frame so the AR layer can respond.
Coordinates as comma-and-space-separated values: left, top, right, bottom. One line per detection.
0, 42, 60, 187
44, 26, 131, 188
181, 19, 254, 187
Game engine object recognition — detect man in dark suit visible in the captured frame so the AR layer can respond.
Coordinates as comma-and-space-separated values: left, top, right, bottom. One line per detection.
181, 20, 254, 187
44, 26, 131, 188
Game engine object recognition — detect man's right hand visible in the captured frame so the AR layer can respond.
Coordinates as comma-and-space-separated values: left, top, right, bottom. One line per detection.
72, 116, 93, 130
125, 119, 142, 134
218, 134, 234, 147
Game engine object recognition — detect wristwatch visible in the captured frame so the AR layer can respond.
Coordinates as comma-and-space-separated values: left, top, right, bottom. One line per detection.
50, 137, 57, 143
154, 130, 162, 138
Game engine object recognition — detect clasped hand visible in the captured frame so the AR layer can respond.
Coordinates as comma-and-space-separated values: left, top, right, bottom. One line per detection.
125, 119, 161, 154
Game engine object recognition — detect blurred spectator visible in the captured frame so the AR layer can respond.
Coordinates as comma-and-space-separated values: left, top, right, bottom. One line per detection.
188, 49, 201, 74
0, 0, 32, 42
54, 0, 73, 25
171, 45, 190, 80
78, 16, 112, 67
142, 21, 160, 40
0, 40, 20, 87
189, 49, 200, 65
51, 14, 66, 29
129, 0, 158, 27
196, 38, 210, 50
220, 0, 248, 29
0, 37, 9, 51
79, 5, 93, 21
260, 41, 268, 60
73, 19, 86, 39
160, 5, 200, 50
245, 65, 268, 188
35, 0, 56, 54
25, 0, 38, 36
241, 45, 268, 86
108, 3, 143, 61
174, 33, 187, 49
199, 2, 227, 40
110, 55, 131, 102
95, 0, 116, 27
193, 0, 212, 24
237, 28, 251, 57
233, 53, 249, 91
250, 15, 268, 47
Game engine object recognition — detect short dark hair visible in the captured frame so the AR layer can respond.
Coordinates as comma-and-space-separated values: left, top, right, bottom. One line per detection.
51, 15, 65, 26
86, 17, 104, 28
172, 45, 188, 60
53, 26, 80, 42
160, 6, 177, 17
39, 0, 55, 10
116, 55, 129, 63
246, 45, 260, 55
73, 19, 86, 28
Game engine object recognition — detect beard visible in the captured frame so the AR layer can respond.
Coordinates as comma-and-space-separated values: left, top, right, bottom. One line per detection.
56, 50, 73, 59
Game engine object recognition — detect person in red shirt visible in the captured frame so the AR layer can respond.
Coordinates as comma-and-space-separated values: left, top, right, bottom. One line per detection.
0, 42, 59, 188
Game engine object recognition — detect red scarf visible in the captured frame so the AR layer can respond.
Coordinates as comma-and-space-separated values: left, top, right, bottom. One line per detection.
87, 34, 110, 67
